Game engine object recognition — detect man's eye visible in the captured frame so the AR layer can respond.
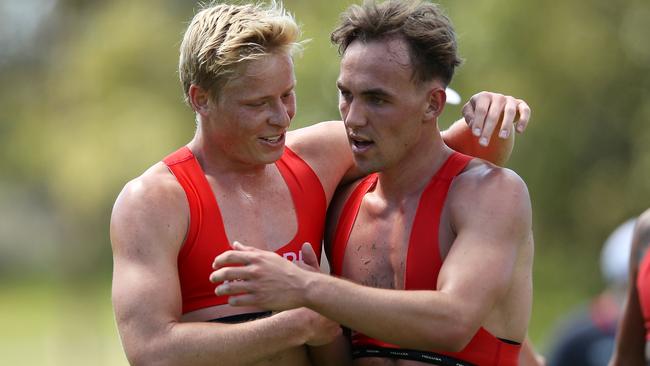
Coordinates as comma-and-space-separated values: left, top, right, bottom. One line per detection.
246, 101, 266, 107
369, 96, 385, 105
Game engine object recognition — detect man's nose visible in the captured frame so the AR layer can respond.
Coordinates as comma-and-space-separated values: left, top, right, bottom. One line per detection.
343, 100, 367, 128
269, 100, 291, 127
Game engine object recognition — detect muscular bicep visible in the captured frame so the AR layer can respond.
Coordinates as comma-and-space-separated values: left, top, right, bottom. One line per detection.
436, 167, 532, 329
110, 176, 188, 356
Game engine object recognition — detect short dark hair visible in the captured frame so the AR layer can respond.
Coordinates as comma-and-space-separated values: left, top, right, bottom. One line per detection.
331, 0, 462, 86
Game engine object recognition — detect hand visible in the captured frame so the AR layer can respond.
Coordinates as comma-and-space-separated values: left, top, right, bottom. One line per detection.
462, 91, 531, 146
298, 242, 321, 273
210, 241, 315, 310
292, 307, 343, 347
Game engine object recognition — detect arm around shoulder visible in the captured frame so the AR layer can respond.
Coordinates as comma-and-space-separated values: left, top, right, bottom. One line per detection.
442, 118, 514, 166
287, 121, 359, 200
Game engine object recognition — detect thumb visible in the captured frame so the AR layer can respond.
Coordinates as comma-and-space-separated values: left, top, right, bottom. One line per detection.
232, 241, 255, 251
300, 242, 320, 271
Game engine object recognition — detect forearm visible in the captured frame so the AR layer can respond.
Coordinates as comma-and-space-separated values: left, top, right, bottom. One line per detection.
304, 273, 470, 351
124, 310, 308, 366
442, 118, 514, 166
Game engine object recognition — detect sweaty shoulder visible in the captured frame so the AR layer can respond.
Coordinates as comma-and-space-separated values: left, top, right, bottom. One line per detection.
448, 159, 532, 231
286, 121, 353, 203
110, 162, 189, 260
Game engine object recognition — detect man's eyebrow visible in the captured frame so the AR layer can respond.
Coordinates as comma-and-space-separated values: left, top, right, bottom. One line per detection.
361, 88, 392, 98
336, 82, 394, 99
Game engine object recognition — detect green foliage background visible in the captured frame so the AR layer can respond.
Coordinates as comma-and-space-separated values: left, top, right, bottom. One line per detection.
0, 0, 648, 364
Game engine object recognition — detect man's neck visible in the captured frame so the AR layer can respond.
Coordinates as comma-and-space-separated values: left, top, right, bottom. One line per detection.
187, 133, 270, 179
374, 131, 453, 201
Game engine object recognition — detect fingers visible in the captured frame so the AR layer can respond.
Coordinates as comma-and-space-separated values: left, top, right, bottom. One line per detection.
210, 266, 254, 283
461, 100, 476, 127
300, 242, 320, 271
467, 92, 491, 141
497, 97, 519, 139
213, 250, 254, 269
214, 277, 252, 296
232, 240, 257, 251
479, 94, 506, 146
515, 100, 531, 133
465, 92, 532, 146
227, 294, 258, 306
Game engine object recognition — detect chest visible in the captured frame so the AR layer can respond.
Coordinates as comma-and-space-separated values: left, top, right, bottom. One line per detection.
207, 170, 298, 251
340, 190, 456, 290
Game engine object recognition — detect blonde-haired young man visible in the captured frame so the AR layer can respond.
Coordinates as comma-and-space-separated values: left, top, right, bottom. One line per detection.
111, 2, 530, 365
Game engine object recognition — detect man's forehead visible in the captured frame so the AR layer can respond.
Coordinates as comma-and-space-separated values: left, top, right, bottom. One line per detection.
338, 38, 415, 91
239, 52, 295, 79
343, 37, 412, 71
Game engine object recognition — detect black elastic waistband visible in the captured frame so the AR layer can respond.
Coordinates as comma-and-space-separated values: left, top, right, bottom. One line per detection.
352, 346, 476, 366
209, 311, 273, 324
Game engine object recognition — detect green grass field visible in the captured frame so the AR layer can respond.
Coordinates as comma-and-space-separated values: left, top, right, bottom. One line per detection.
0, 280, 128, 366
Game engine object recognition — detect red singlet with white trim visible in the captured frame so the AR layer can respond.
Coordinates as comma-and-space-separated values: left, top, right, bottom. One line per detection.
637, 248, 650, 340
330, 152, 521, 366
163, 146, 326, 314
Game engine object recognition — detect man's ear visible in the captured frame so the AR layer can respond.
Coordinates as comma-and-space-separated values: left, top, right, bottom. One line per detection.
424, 87, 446, 120
188, 84, 212, 115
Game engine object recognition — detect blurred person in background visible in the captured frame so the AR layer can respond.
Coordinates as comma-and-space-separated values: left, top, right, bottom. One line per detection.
546, 217, 636, 366
211, 1, 538, 365
610, 208, 650, 366
110, 1, 530, 366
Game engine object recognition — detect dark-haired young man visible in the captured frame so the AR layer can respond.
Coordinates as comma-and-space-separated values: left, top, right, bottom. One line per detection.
212, 1, 535, 365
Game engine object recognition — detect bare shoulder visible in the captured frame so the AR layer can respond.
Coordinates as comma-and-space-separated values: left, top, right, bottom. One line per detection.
286, 120, 347, 157
286, 121, 353, 201
110, 162, 188, 260
448, 159, 531, 230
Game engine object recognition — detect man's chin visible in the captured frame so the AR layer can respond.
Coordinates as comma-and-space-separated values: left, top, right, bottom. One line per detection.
353, 157, 382, 175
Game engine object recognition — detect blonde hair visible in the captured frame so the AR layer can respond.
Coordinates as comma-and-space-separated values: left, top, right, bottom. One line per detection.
179, 1, 301, 104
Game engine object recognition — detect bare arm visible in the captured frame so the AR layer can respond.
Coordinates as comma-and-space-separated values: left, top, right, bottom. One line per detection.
610, 209, 650, 366
211, 167, 532, 352
111, 168, 334, 366
443, 92, 531, 166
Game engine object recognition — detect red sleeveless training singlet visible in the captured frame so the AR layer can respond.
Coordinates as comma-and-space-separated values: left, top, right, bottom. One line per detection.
330, 152, 521, 366
163, 146, 326, 314
637, 248, 650, 340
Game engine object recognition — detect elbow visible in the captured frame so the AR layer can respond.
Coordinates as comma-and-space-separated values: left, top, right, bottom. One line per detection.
441, 323, 475, 353
422, 315, 476, 353
125, 346, 167, 366
122, 333, 177, 366
127, 349, 178, 366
